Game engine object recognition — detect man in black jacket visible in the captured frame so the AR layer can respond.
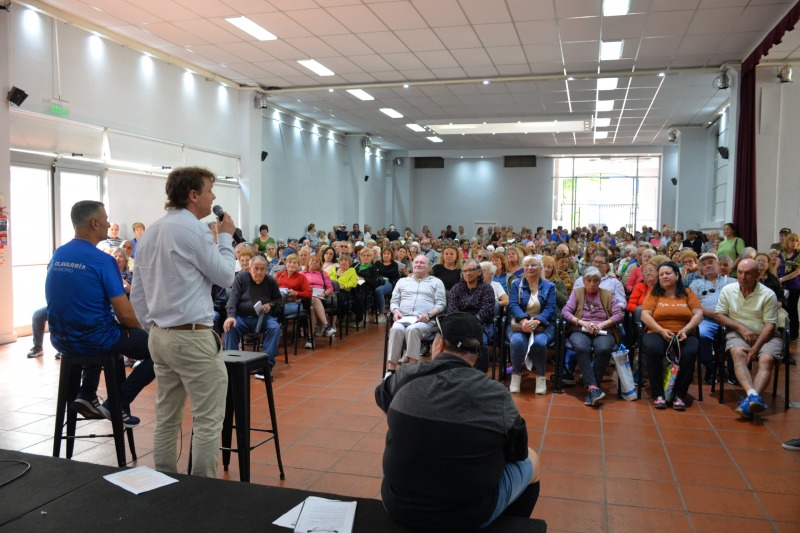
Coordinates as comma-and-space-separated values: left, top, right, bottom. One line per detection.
375, 312, 540, 531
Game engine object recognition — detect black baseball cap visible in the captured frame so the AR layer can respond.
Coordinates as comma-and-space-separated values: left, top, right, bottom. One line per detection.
780, 227, 792, 235
436, 312, 483, 352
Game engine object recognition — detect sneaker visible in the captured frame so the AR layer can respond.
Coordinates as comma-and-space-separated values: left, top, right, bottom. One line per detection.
672, 397, 686, 411
535, 375, 547, 394
254, 372, 274, 382
561, 371, 576, 386
747, 393, 767, 414
509, 373, 522, 393
399, 354, 409, 365
324, 324, 336, 337
735, 396, 753, 419
654, 396, 667, 410
26, 346, 43, 358
703, 371, 716, 385
727, 374, 740, 386
585, 387, 605, 407
72, 393, 107, 419
121, 408, 140, 429
314, 324, 325, 337
782, 438, 800, 451
304, 340, 314, 349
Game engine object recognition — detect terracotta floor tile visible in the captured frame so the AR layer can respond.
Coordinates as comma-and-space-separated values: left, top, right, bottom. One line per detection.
607, 505, 692, 533
603, 437, 667, 460
279, 445, 346, 471
534, 497, 607, 532
659, 426, 721, 446
727, 447, 800, 470
671, 461, 748, 490
741, 467, 800, 494
351, 432, 386, 454
605, 478, 684, 511
294, 427, 365, 450
542, 433, 603, 455
538, 450, 604, 476
716, 429, 783, 449
653, 412, 712, 429
547, 416, 601, 436
250, 464, 322, 490
689, 513, 777, 532
307, 472, 383, 499
757, 492, 800, 523
665, 442, 735, 466
329, 450, 383, 477
539, 472, 605, 502
680, 485, 768, 519
603, 421, 661, 441
600, 408, 655, 426
316, 412, 383, 433
548, 404, 601, 421
604, 455, 673, 482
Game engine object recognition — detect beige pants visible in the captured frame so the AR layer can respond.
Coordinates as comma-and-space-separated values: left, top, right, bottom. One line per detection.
149, 327, 228, 478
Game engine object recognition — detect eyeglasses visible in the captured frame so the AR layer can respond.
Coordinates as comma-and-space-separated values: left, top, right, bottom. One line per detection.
462, 268, 478, 273
700, 288, 716, 296
592, 261, 607, 266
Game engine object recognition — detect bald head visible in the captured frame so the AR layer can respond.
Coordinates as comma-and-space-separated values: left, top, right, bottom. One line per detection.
737, 258, 759, 291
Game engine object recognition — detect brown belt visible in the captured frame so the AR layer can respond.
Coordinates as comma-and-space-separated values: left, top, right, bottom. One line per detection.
160, 323, 211, 331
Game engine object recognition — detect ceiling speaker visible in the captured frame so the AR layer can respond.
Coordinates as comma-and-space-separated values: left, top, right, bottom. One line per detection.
7, 86, 28, 107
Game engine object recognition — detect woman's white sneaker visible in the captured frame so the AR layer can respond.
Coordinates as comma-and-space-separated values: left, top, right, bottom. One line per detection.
510, 374, 522, 393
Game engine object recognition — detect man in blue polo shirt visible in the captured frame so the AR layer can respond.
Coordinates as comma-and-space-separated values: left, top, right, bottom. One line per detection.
46, 200, 154, 427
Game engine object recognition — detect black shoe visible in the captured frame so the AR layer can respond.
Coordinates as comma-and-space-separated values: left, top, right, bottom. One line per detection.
71, 393, 106, 419
789, 356, 797, 366
727, 375, 740, 386
26, 346, 43, 358
703, 371, 717, 385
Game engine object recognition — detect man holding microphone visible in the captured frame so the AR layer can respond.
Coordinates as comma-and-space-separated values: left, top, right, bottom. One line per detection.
131, 167, 236, 477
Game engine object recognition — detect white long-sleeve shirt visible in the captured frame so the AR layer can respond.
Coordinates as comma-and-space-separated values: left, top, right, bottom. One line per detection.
131, 209, 235, 329
390, 275, 447, 317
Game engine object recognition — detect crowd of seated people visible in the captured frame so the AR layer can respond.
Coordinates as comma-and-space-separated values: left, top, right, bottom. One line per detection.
68, 219, 798, 414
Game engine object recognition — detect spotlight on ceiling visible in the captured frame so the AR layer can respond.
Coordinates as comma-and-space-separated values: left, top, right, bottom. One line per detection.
778, 66, 793, 83
713, 68, 729, 90
7, 86, 28, 107
667, 128, 678, 143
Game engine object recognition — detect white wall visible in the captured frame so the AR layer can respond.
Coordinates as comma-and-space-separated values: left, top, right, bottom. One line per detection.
755, 66, 800, 248
661, 145, 678, 229
410, 157, 554, 233
1, 9, 16, 344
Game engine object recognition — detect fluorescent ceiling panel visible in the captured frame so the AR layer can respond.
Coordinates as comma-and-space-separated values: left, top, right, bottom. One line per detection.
297, 59, 334, 76
380, 108, 403, 118
224, 16, 277, 41
347, 89, 374, 101
406, 124, 426, 132
427, 136, 444, 143
593, 117, 612, 127
425, 119, 590, 135
603, 0, 630, 17
600, 40, 623, 60
596, 100, 615, 111
594, 131, 609, 139
597, 77, 618, 91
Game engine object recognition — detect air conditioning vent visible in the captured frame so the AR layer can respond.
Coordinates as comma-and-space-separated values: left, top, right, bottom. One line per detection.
414, 157, 444, 169
504, 155, 537, 167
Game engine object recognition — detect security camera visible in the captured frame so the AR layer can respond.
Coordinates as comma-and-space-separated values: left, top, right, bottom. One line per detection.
667, 128, 678, 143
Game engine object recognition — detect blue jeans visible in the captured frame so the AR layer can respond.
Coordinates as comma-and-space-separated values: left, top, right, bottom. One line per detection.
80, 326, 155, 409
480, 457, 534, 528
32, 306, 48, 349
510, 324, 555, 375
224, 314, 281, 368
374, 280, 393, 314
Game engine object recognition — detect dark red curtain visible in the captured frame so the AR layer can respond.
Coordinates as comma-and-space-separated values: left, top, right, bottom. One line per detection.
734, 1, 800, 249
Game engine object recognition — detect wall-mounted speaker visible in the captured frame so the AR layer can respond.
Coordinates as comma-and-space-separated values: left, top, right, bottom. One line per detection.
670, 177, 678, 186
261, 151, 269, 161
717, 146, 729, 159
7, 86, 28, 107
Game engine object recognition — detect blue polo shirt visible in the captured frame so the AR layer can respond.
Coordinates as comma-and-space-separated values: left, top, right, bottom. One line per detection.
45, 239, 125, 355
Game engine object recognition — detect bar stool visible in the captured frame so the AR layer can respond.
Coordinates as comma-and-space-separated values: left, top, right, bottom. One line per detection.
220, 350, 285, 482
53, 352, 136, 468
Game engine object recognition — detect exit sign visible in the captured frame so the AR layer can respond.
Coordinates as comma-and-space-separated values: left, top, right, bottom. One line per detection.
44, 98, 70, 117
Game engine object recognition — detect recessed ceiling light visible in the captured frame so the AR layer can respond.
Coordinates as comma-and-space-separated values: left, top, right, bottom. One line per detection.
600, 40, 623, 61
406, 124, 425, 132
347, 89, 374, 101
403, 84, 409, 89
594, 117, 612, 127
658, 72, 666, 77
597, 77, 618, 91
567, 77, 575, 81
603, 0, 630, 16
328, 88, 334, 92
225, 16, 277, 41
426, 136, 443, 143
297, 59, 334, 76
596, 100, 615, 112
482, 80, 490, 85
594, 131, 609, 139
380, 108, 403, 118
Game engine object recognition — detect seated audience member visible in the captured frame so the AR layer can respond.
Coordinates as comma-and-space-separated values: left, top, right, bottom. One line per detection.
386, 224, 401, 241
505, 246, 525, 279
541, 255, 568, 310
386, 255, 447, 373
507, 255, 558, 395
97, 221, 122, 250
320, 245, 337, 272
491, 252, 510, 292
297, 246, 312, 271
572, 250, 626, 309
375, 312, 540, 531
420, 237, 440, 264
120, 240, 135, 270
350, 223, 363, 242
625, 247, 655, 294
640, 261, 703, 411
373, 247, 401, 317
223, 255, 282, 367
26, 306, 49, 358
275, 254, 313, 348
683, 229, 703, 255
616, 244, 638, 278
395, 246, 411, 273
334, 224, 349, 242
446, 259, 496, 372
130, 222, 145, 259
562, 267, 624, 407
715, 259, 782, 419
46, 201, 154, 426
718, 255, 734, 277
680, 249, 701, 287
755, 252, 788, 326
301, 254, 336, 339
109, 246, 132, 295
480, 262, 509, 307
432, 243, 462, 291
328, 253, 358, 314
252, 224, 275, 253
352, 247, 382, 326
265, 243, 279, 270
689, 253, 735, 384
211, 283, 228, 337
777, 232, 800, 342
627, 255, 666, 312
303, 223, 319, 248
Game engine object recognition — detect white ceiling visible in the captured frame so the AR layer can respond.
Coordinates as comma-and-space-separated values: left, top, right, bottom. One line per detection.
29, 0, 799, 150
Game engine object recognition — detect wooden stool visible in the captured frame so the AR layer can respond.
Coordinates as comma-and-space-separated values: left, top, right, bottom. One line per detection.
53, 352, 136, 467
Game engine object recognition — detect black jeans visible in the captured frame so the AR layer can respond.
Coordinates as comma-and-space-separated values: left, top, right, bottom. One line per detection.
642, 333, 698, 400
569, 331, 616, 389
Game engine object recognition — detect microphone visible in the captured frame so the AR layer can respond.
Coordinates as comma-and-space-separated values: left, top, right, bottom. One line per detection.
212, 205, 224, 221
233, 228, 246, 244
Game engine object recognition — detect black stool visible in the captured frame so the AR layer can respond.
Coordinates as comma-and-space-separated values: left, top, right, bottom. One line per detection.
220, 350, 285, 482
53, 352, 136, 468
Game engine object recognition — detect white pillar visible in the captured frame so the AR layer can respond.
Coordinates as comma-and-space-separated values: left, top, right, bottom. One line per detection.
0, 8, 17, 344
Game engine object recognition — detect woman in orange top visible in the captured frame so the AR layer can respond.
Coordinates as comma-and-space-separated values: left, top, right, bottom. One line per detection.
640, 261, 703, 411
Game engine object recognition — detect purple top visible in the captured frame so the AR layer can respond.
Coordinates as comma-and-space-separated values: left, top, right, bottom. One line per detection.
562, 288, 623, 325
779, 251, 800, 289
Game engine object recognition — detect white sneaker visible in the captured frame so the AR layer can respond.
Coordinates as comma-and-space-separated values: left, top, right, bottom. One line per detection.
314, 324, 324, 337
535, 375, 547, 395
399, 354, 409, 365
510, 374, 522, 393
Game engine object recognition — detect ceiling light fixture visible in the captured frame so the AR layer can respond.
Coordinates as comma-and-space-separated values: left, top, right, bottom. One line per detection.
224, 16, 277, 41
594, 131, 609, 139
406, 124, 425, 132
379, 108, 403, 118
482, 80, 490, 85
602, 0, 630, 16
593, 117, 611, 127
596, 100, 615, 112
597, 77, 618, 91
600, 40, 623, 61
297, 59, 334, 76
658, 72, 666, 77
425, 118, 589, 135
403, 84, 409, 89
347, 89, 374, 101
426, 136, 444, 143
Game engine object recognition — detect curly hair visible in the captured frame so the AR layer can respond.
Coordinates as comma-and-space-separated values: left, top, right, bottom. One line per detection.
165, 167, 215, 210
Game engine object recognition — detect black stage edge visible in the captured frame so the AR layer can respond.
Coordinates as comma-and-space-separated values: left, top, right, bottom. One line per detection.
0, 449, 546, 532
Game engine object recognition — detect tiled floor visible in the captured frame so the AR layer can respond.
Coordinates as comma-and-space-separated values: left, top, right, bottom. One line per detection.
1, 324, 799, 532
